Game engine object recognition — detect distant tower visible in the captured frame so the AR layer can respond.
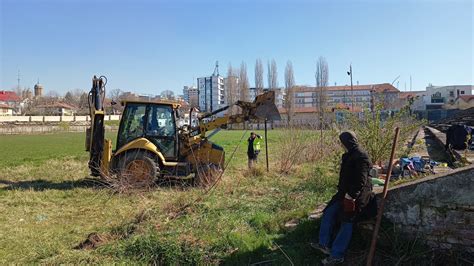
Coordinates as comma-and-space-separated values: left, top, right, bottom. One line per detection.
17, 70, 21, 89
212, 61, 219, 76
34, 79, 43, 98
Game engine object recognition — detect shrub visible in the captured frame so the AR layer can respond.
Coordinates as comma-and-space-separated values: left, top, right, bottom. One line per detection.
347, 105, 425, 164
276, 126, 344, 174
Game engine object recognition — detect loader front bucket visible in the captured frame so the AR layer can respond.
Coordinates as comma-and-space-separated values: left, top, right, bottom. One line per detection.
253, 91, 281, 121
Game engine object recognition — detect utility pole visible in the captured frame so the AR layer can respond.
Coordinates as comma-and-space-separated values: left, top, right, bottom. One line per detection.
347, 64, 354, 109
265, 118, 269, 172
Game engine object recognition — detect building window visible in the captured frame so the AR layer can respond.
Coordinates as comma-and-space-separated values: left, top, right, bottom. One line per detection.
461, 91, 465, 95
449, 91, 454, 97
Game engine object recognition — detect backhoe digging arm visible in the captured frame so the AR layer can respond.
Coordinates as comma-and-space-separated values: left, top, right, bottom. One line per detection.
85, 76, 107, 176
196, 91, 281, 137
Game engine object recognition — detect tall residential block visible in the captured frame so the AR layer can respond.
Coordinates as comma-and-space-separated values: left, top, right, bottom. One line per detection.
197, 75, 225, 112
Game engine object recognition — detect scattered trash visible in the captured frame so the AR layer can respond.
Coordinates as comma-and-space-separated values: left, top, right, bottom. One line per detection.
371, 178, 385, 186
399, 156, 439, 178
36, 214, 47, 222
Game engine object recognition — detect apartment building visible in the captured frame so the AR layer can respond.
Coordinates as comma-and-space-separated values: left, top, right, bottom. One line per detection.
183, 85, 199, 107
291, 83, 400, 111
197, 75, 225, 112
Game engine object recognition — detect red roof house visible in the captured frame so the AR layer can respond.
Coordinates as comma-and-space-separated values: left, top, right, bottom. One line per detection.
0, 91, 21, 104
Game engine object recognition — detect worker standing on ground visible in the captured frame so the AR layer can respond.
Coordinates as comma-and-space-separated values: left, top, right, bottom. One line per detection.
247, 132, 263, 169
311, 131, 375, 265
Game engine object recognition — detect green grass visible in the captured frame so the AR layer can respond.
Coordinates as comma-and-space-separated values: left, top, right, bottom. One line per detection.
0, 132, 117, 168
0, 129, 339, 264
0, 129, 440, 264
105, 120, 120, 127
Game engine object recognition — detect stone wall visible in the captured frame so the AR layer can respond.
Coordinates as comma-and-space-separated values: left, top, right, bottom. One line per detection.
383, 165, 474, 252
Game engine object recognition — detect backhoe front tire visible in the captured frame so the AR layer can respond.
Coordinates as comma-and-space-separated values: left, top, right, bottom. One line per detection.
116, 150, 159, 188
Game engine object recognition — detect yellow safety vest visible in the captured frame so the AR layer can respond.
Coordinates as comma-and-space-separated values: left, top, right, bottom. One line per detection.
254, 136, 263, 151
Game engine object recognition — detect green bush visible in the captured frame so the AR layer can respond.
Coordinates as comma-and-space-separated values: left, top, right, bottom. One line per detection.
347, 105, 425, 164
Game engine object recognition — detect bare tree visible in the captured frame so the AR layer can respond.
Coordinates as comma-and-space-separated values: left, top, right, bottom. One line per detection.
254, 59, 264, 95
78, 92, 89, 114
239, 62, 250, 129
239, 62, 249, 102
63, 89, 84, 107
315, 56, 329, 153
161, 90, 175, 100
267, 59, 278, 90
108, 88, 123, 102
284, 60, 295, 126
64, 91, 76, 105
45, 90, 60, 98
225, 63, 239, 117
315, 56, 329, 115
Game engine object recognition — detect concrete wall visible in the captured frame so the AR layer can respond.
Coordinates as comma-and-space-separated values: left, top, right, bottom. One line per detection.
0, 115, 120, 122
383, 165, 474, 252
0, 125, 89, 134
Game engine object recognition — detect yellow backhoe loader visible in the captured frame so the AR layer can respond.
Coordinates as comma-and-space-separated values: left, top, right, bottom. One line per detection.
85, 75, 280, 185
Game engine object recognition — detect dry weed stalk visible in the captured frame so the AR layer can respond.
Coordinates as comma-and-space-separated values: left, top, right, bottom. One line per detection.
276, 125, 342, 174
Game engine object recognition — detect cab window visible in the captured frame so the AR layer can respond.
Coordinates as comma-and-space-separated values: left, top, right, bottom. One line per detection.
146, 105, 175, 137
117, 103, 146, 149
146, 105, 177, 159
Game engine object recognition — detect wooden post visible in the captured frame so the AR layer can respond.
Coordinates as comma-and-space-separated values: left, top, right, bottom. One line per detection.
265, 119, 269, 172
366, 127, 400, 265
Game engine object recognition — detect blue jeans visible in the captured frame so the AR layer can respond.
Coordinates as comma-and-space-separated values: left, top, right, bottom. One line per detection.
318, 201, 353, 259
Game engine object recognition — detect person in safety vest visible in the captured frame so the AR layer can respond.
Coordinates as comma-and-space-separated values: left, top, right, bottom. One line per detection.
247, 132, 263, 169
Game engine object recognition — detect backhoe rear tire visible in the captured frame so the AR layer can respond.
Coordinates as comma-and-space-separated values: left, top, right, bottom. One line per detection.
116, 150, 160, 188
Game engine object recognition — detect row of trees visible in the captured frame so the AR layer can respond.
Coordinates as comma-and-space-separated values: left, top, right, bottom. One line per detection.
223, 57, 329, 126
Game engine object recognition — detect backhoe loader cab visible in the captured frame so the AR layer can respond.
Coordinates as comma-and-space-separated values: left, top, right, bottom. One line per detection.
117, 101, 179, 160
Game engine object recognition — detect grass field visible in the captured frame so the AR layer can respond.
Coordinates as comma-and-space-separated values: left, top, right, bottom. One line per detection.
0, 130, 341, 264
0, 132, 117, 168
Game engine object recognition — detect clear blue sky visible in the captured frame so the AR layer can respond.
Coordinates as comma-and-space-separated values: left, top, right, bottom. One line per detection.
1, 0, 473, 96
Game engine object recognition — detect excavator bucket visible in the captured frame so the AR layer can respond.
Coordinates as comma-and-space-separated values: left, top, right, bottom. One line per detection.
253, 91, 281, 121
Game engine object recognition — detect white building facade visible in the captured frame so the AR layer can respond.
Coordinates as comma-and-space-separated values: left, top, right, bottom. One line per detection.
197, 75, 225, 112
424, 85, 473, 110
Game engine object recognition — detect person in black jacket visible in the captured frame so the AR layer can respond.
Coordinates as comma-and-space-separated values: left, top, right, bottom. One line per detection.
311, 131, 374, 265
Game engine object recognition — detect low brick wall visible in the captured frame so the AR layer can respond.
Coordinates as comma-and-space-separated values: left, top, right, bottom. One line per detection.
383, 165, 474, 252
